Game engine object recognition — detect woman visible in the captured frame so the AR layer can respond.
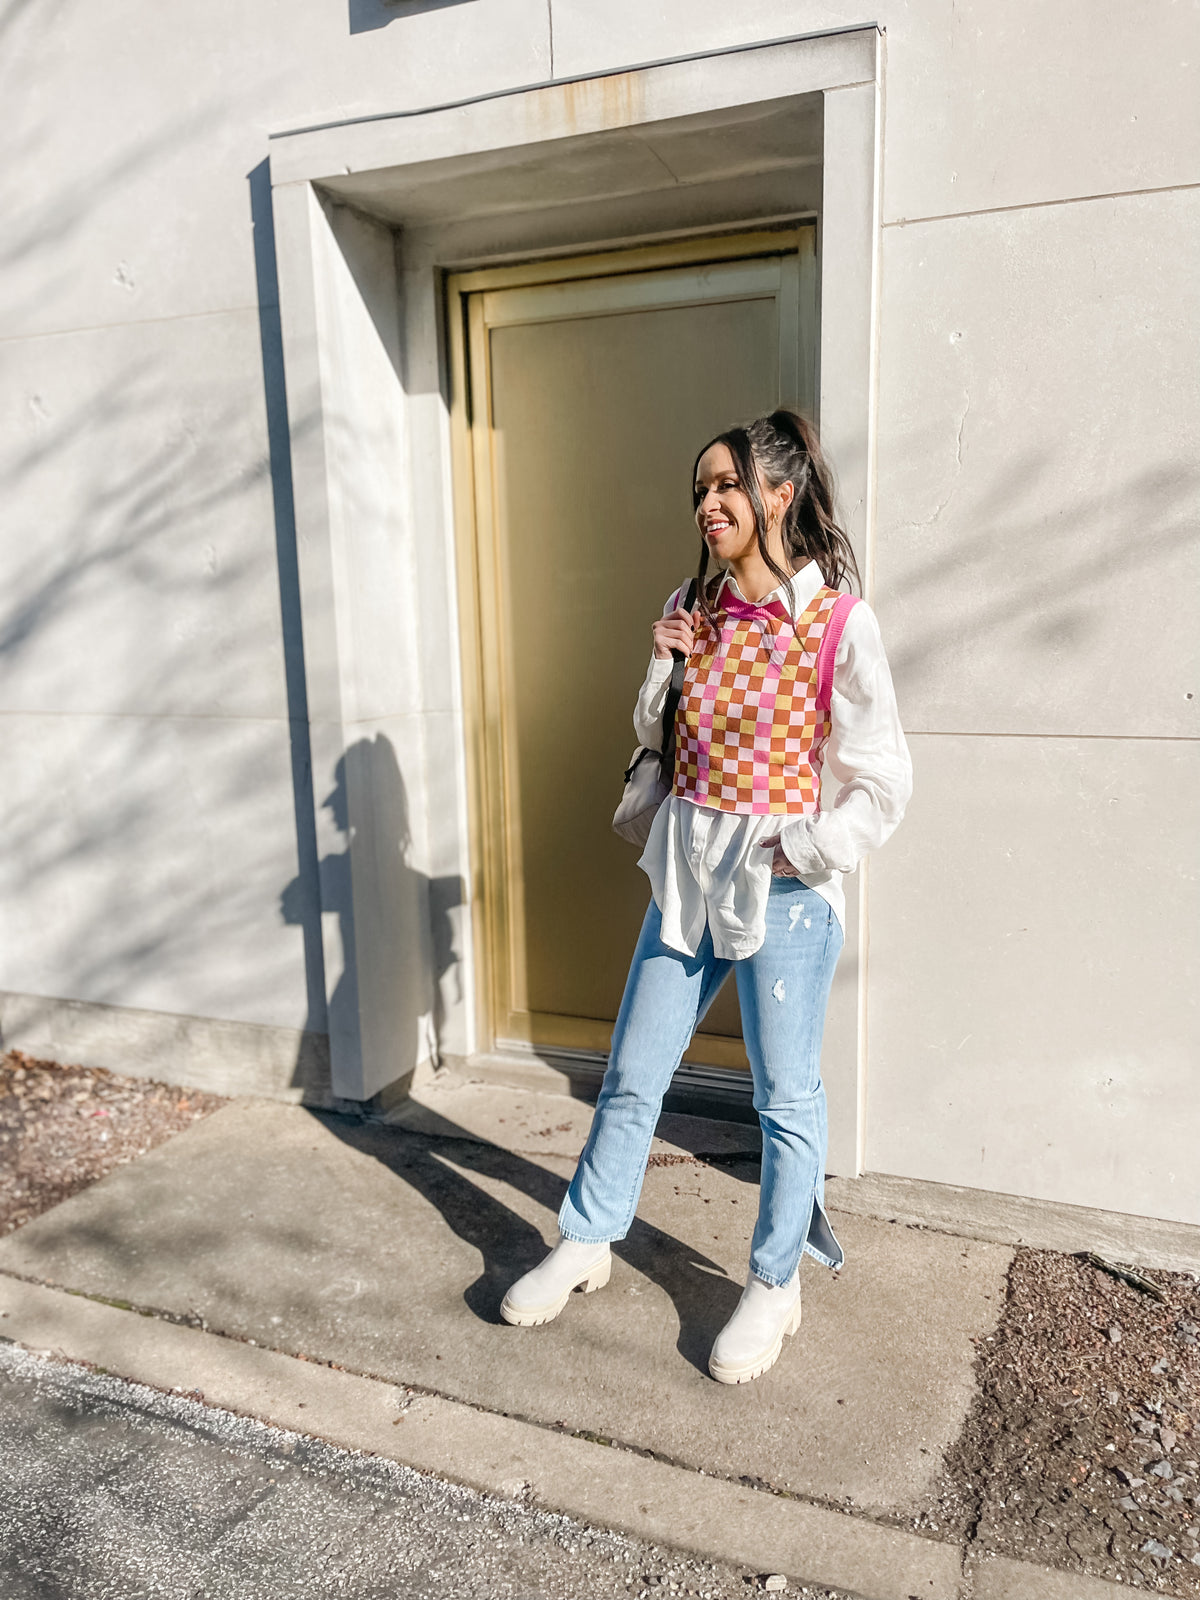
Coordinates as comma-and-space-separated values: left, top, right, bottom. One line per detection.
500, 410, 912, 1385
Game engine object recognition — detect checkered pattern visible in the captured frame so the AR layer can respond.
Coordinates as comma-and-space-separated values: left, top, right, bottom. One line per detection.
672, 585, 843, 815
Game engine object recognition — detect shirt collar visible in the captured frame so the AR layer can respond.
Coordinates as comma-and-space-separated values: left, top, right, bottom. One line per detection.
715, 558, 824, 620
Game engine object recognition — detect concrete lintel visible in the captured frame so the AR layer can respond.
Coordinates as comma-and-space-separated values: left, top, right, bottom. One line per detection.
268, 29, 880, 188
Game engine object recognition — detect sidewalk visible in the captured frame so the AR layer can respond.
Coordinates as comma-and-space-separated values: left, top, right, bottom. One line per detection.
0, 1076, 1157, 1600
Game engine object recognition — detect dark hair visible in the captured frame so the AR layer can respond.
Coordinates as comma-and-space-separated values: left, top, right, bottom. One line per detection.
690, 410, 860, 625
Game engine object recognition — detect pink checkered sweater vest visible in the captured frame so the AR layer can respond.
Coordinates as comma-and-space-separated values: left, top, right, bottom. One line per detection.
672, 582, 860, 815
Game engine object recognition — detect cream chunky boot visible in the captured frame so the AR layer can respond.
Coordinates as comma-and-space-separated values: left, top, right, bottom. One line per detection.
500, 1236, 612, 1327
708, 1269, 802, 1384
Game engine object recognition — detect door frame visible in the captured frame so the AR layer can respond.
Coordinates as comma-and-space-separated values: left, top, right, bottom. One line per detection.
268, 29, 883, 1172
446, 226, 817, 1076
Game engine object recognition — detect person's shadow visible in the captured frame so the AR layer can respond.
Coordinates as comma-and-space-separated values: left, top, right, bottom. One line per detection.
279, 735, 464, 1097
281, 732, 750, 1373
315, 1104, 752, 1375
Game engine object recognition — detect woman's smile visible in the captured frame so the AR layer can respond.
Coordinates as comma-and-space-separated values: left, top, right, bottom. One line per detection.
693, 441, 760, 559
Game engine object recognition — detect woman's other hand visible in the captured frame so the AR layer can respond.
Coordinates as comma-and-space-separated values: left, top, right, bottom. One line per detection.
759, 834, 799, 877
652, 605, 699, 661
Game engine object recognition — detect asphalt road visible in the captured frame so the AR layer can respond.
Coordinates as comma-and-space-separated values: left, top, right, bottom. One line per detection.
0, 1340, 844, 1600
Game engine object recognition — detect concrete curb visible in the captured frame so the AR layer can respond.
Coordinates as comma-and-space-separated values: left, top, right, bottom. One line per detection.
0, 1274, 1130, 1600
964, 1554, 1134, 1599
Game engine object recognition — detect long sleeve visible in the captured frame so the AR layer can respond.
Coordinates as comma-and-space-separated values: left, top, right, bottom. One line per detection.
778, 602, 912, 881
632, 585, 689, 749
633, 654, 675, 749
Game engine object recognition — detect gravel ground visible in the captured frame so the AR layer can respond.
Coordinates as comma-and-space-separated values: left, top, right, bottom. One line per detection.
0, 1050, 227, 1234
0, 1342, 845, 1600
931, 1245, 1200, 1595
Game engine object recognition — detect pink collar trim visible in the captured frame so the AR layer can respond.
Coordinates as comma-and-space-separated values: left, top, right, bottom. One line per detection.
720, 591, 792, 624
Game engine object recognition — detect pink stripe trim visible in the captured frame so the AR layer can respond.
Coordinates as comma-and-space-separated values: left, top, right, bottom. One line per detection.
816, 594, 860, 710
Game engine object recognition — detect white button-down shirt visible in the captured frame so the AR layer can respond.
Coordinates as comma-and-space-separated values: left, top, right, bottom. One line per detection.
634, 560, 912, 959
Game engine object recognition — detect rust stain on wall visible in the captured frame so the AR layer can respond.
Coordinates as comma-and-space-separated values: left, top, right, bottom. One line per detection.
527, 71, 647, 140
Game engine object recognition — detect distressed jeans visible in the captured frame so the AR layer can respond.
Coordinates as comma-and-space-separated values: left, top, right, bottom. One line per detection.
558, 876, 845, 1286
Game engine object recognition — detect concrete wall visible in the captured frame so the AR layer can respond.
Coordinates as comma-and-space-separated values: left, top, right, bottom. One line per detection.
1, 2, 1196, 1223
0, 0, 551, 1096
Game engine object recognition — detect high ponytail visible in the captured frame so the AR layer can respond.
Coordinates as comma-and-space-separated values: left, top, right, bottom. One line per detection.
763, 410, 859, 594
690, 409, 860, 625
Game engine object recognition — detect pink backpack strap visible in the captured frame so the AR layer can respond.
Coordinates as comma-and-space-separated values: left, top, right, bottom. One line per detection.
816, 593, 860, 711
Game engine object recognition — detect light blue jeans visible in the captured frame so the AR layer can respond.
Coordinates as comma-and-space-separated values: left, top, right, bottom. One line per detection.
558, 877, 845, 1286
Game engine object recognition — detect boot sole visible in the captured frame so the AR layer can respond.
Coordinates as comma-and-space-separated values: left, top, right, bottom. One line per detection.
499, 1254, 612, 1327
708, 1295, 802, 1385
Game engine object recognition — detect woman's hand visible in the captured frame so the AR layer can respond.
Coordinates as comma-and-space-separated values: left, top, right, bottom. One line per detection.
759, 833, 799, 877
653, 605, 699, 661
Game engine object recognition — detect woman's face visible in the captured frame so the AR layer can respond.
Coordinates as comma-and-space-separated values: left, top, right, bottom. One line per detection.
693, 442, 759, 564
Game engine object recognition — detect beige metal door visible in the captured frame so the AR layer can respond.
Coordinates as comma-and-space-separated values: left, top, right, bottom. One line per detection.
450, 231, 817, 1070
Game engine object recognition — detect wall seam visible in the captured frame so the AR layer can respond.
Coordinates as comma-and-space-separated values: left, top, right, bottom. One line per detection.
885, 178, 1200, 231
0, 303, 271, 348
903, 731, 1197, 743
0, 710, 346, 727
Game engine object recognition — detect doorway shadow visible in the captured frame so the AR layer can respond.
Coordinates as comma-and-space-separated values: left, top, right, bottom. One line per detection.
311, 1104, 755, 1376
